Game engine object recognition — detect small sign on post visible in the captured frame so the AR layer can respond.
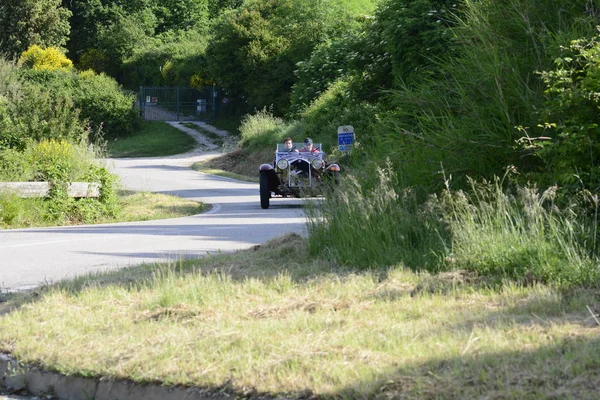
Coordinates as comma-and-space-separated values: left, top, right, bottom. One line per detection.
338, 125, 355, 153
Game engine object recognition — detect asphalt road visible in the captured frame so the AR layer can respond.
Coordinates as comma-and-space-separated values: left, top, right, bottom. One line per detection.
0, 149, 307, 292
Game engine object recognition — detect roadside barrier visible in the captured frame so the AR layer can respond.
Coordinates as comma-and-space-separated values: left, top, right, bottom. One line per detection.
0, 182, 100, 198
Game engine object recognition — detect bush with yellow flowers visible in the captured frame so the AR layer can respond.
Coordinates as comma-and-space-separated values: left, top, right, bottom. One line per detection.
18, 45, 73, 72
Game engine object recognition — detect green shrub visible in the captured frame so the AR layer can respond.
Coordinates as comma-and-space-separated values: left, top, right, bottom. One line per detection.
290, 37, 359, 116
368, 0, 460, 84
0, 65, 86, 150
529, 32, 600, 195
239, 108, 303, 150
207, 0, 376, 115
0, 193, 24, 226
24, 139, 119, 223
28, 139, 92, 183
122, 30, 210, 89
72, 70, 138, 140
310, 165, 600, 287
0, 148, 34, 181
0, 0, 71, 60
14, 67, 138, 142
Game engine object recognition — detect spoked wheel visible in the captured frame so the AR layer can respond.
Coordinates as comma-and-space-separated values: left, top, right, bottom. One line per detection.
259, 171, 270, 209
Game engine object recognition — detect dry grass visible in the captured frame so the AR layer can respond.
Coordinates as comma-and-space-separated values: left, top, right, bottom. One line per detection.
115, 191, 206, 222
1, 234, 600, 399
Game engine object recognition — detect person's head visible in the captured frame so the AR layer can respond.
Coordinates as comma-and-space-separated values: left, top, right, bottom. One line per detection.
303, 137, 313, 150
283, 137, 293, 149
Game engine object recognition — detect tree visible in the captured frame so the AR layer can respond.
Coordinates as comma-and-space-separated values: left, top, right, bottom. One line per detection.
153, 0, 208, 34
208, 0, 243, 18
0, 0, 71, 60
206, 0, 377, 115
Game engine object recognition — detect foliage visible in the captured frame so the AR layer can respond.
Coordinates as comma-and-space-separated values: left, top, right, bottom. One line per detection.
300, 78, 379, 152
152, 0, 208, 34
208, 0, 244, 18
0, 62, 85, 151
0, 148, 35, 182
366, 0, 460, 86
4, 138, 120, 223
27, 139, 88, 220
71, 70, 138, 140
95, 11, 158, 76
122, 29, 209, 89
372, 0, 599, 190
238, 108, 303, 150
206, 0, 377, 115
63, 0, 213, 78
14, 66, 138, 141
0, 0, 71, 60
529, 32, 600, 195
18, 45, 73, 72
289, 35, 362, 115
440, 177, 600, 286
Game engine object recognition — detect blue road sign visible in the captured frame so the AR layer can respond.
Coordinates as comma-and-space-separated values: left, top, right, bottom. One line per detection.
338, 126, 355, 152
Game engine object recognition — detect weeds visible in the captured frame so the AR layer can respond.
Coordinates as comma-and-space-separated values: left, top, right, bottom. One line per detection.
309, 163, 600, 288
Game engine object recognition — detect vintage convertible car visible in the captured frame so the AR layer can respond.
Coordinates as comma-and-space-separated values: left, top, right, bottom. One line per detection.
258, 143, 340, 209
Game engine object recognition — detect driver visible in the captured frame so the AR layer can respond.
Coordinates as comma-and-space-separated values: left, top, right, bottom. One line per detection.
283, 137, 299, 152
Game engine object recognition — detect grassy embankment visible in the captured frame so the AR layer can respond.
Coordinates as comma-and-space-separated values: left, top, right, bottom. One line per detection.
0, 233, 599, 399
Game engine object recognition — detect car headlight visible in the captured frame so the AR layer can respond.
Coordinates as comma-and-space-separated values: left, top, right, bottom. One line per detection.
277, 159, 289, 170
311, 158, 323, 169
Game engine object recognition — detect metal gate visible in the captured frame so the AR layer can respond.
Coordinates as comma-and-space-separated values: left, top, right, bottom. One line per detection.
139, 86, 216, 121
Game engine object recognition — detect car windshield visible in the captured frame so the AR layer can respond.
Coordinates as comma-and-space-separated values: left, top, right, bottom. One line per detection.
277, 143, 322, 152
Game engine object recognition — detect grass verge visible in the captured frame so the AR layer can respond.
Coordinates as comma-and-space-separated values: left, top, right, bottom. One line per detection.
1, 233, 599, 399
112, 190, 206, 222
107, 121, 198, 158
0, 190, 205, 229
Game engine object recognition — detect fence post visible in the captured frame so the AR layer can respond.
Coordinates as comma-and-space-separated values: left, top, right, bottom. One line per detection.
212, 85, 216, 119
176, 87, 180, 121
139, 86, 144, 118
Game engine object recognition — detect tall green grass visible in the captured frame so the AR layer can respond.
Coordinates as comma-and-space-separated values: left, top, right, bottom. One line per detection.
308, 165, 600, 287
443, 176, 600, 286
375, 0, 599, 189
307, 163, 449, 271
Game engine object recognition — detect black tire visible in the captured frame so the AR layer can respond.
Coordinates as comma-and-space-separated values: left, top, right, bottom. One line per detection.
260, 171, 270, 209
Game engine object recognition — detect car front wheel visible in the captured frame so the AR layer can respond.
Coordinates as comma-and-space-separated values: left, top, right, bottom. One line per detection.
260, 171, 270, 209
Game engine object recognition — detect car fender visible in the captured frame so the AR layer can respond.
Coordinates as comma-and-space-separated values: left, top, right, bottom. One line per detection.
259, 163, 274, 171
326, 164, 341, 172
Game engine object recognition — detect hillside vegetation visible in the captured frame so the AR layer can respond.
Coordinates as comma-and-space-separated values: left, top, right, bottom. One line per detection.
230, 0, 600, 287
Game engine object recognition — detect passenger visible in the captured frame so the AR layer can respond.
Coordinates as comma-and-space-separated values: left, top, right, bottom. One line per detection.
299, 137, 319, 153
283, 137, 299, 152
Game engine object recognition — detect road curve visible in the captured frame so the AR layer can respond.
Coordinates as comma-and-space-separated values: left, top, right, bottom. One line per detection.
0, 150, 307, 291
